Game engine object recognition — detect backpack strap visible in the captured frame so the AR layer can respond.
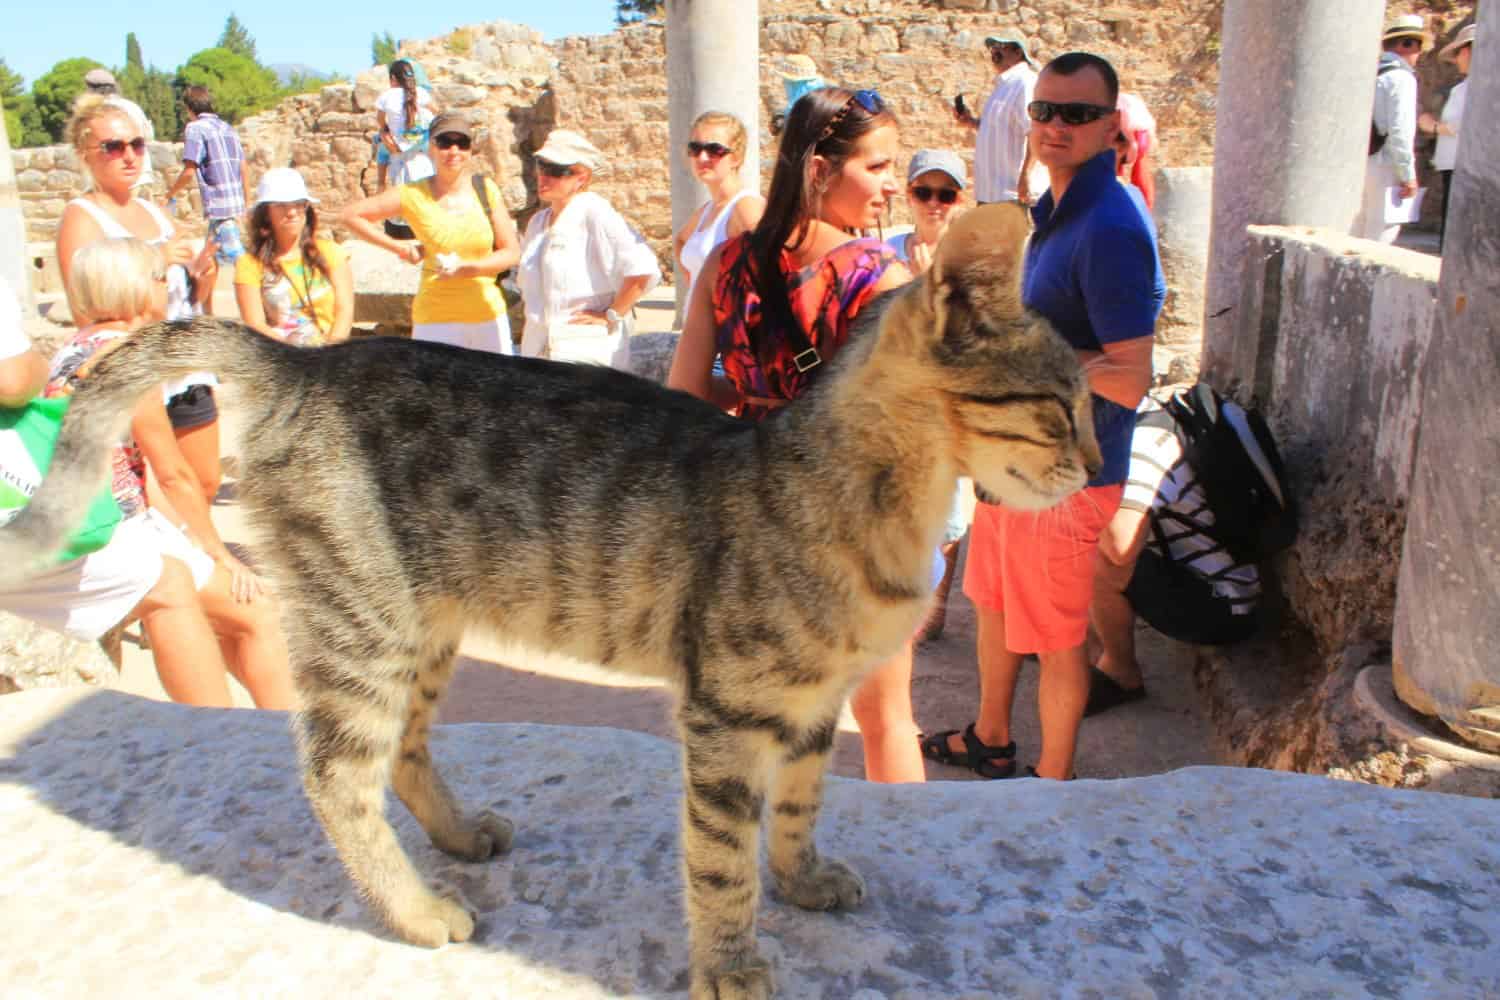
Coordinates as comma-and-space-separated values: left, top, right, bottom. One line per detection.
471, 174, 497, 250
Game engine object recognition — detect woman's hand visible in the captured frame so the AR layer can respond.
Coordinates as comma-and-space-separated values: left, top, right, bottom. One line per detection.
568, 309, 610, 326
908, 240, 935, 276
396, 241, 423, 264
217, 551, 269, 604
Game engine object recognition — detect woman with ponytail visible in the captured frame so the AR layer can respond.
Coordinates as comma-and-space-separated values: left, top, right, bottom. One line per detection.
667, 87, 932, 784
375, 59, 437, 237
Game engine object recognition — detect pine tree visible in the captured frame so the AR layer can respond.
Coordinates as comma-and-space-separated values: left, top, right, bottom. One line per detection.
371, 31, 398, 67
217, 14, 258, 62
126, 32, 143, 71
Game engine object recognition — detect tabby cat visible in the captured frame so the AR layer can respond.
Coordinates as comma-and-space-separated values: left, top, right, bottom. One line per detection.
1, 204, 1097, 998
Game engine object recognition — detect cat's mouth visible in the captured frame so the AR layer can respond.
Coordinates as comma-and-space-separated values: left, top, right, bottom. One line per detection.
974, 465, 1082, 511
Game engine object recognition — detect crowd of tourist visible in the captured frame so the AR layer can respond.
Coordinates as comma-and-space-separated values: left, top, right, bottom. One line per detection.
0, 17, 1474, 780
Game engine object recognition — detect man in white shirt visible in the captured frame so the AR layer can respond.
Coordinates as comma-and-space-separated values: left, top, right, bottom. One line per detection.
955, 35, 1047, 204
1356, 15, 1426, 243
83, 69, 156, 191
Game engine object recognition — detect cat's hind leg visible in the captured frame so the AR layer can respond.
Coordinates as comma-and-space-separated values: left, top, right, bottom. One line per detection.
295, 636, 477, 947
767, 717, 865, 912
391, 639, 514, 861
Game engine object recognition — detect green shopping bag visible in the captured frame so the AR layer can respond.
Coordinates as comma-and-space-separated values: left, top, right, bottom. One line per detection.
0, 395, 122, 565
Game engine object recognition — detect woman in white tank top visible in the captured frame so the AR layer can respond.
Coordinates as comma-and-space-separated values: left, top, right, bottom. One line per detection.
57, 96, 223, 507
673, 112, 765, 304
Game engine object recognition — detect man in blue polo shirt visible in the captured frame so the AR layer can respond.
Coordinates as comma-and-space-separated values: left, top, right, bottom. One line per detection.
924, 51, 1164, 782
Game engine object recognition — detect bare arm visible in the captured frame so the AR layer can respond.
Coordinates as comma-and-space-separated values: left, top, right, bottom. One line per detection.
1079, 335, 1154, 412
0, 350, 50, 407
56, 203, 106, 328
327, 252, 355, 342
340, 189, 422, 263
163, 160, 197, 203
132, 394, 264, 601
667, 243, 739, 411
233, 276, 278, 339
726, 195, 765, 240
449, 184, 521, 278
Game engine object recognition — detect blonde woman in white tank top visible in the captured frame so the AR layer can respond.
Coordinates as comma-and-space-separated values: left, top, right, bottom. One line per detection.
58, 96, 223, 507
673, 112, 765, 303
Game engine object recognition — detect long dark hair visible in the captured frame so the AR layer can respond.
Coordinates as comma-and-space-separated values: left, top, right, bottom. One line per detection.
249, 202, 331, 286
389, 59, 418, 126
744, 87, 897, 343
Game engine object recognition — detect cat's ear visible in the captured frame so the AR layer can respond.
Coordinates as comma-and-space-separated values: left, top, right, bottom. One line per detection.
926, 202, 1028, 329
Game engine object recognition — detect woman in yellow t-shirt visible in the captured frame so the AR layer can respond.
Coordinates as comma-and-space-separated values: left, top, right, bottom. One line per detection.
235, 168, 353, 346
340, 111, 521, 353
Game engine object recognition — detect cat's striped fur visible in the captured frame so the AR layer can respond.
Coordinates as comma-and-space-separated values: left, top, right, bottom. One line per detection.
1, 204, 1097, 998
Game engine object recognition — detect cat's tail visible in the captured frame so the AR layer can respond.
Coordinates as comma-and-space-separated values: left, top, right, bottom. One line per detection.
0, 318, 286, 584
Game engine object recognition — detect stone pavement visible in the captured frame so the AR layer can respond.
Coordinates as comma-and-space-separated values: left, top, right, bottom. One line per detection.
3, 688, 1497, 998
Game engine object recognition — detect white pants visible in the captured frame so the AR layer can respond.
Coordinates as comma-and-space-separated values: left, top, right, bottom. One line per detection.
0, 510, 212, 641
1355, 157, 1402, 244
413, 317, 513, 355
521, 318, 633, 371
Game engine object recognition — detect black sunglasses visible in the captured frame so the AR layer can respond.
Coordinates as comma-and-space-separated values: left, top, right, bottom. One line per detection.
1396, 37, 1424, 51
99, 137, 148, 157
1027, 100, 1114, 126
911, 185, 959, 205
687, 140, 732, 159
433, 132, 472, 150
816, 89, 888, 144
536, 159, 575, 178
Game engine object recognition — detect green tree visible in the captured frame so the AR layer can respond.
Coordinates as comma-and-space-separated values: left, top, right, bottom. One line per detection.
217, 14, 258, 62
176, 47, 279, 125
280, 69, 345, 98
126, 32, 144, 71
115, 34, 181, 140
31, 57, 105, 142
615, 0, 662, 25
371, 31, 398, 67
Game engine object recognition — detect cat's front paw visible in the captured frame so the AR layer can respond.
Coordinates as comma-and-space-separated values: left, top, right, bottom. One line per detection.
389, 885, 477, 947
437, 810, 514, 861
691, 954, 773, 1000
773, 856, 865, 912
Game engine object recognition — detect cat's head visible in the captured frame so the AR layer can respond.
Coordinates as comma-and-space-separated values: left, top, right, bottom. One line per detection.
886, 203, 1101, 510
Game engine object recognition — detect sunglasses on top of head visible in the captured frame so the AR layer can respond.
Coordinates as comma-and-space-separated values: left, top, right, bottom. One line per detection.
99, 137, 148, 158
1026, 100, 1114, 126
536, 159, 575, 178
687, 140, 732, 160
816, 89, 888, 143
910, 185, 959, 205
433, 132, 471, 151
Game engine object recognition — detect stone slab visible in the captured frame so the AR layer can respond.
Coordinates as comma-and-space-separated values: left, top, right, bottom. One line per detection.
3, 689, 1498, 997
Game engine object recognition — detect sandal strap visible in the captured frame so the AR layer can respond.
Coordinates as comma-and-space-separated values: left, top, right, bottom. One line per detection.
961, 723, 1015, 762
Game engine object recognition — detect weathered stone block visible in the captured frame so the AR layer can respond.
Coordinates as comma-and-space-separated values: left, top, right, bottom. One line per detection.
867, 25, 901, 51
44, 170, 79, 191
14, 170, 44, 193
433, 84, 485, 108
319, 85, 354, 112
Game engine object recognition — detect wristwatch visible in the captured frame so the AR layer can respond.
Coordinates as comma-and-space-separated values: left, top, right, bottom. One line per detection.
605, 308, 622, 329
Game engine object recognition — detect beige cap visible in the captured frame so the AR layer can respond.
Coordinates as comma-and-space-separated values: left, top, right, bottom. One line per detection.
1439, 23, 1476, 62
1382, 14, 1430, 45
777, 54, 821, 82
535, 129, 603, 170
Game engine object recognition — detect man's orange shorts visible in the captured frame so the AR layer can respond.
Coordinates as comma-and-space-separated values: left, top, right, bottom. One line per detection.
962, 484, 1125, 654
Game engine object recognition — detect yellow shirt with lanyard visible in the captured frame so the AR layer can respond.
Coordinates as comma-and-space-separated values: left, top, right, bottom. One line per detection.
398, 176, 505, 326
234, 238, 347, 346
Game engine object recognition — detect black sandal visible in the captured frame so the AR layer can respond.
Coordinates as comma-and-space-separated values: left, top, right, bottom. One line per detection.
1084, 666, 1147, 718
918, 723, 1017, 779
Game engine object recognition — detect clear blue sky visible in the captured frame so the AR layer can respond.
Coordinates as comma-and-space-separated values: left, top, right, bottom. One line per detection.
2, 1, 624, 88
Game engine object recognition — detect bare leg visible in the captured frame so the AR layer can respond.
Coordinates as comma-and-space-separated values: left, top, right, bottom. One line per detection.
391, 643, 514, 859
849, 641, 924, 783
1091, 508, 1151, 690
197, 563, 296, 710
1034, 643, 1090, 779
172, 416, 222, 506
941, 604, 1025, 756
133, 556, 234, 707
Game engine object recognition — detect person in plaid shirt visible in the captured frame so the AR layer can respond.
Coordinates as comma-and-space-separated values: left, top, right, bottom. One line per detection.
164, 85, 251, 271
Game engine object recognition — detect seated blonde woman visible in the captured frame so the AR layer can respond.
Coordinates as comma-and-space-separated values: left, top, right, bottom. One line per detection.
44, 238, 295, 709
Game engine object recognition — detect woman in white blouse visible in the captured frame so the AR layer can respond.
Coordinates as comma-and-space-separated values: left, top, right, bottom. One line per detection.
516, 129, 661, 370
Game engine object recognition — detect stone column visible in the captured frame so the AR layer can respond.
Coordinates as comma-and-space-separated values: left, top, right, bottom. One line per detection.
665, 0, 761, 320
1200, 0, 1384, 387
1392, 11, 1500, 752
0, 117, 32, 313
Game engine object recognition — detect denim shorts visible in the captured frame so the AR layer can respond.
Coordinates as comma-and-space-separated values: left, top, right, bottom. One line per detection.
208, 217, 245, 265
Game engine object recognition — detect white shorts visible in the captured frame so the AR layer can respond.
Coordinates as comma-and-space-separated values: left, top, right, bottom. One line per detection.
413, 316, 513, 355
0, 510, 212, 642
521, 319, 633, 371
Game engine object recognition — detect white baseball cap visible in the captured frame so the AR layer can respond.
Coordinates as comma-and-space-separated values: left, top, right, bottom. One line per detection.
254, 167, 319, 205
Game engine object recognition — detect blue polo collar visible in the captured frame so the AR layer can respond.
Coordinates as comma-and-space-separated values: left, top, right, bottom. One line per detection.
1030, 150, 1118, 232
